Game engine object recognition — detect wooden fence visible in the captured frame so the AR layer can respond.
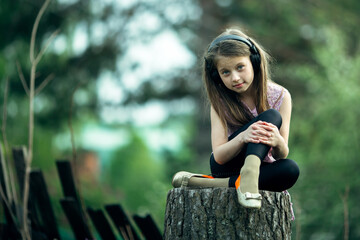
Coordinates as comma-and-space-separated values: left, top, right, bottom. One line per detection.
0, 146, 162, 240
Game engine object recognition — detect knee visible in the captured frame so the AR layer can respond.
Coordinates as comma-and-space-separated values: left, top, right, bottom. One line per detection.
259, 109, 282, 128
285, 159, 300, 187
289, 159, 300, 178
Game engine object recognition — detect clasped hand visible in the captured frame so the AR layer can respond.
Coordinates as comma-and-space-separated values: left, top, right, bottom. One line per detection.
239, 121, 282, 148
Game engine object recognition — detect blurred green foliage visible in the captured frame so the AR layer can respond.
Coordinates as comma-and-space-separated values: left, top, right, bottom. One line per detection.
288, 27, 360, 239
1, 0, 360, 239
102, 131, 169, 224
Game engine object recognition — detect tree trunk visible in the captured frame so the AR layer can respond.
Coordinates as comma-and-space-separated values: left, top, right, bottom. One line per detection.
164, 187, 293, 240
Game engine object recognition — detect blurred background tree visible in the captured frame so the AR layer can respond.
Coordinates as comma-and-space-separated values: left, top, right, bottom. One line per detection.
1, 0, 359, 239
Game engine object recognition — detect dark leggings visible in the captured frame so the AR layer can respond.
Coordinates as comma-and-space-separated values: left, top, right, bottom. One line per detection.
210, 109, 299, 192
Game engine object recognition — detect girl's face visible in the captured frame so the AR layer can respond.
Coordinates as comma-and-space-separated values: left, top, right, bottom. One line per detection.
216, 55, 254, 96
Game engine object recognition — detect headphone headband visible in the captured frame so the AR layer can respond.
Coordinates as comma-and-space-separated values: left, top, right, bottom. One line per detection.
206, 34, 261, 77
207, 35, 259, 55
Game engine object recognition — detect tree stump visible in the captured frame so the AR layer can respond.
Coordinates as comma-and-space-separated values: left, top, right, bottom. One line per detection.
164, 187, 293, 240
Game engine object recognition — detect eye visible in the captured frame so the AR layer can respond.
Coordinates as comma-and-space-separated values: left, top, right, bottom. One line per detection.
221, 70, 230, 75
237, 65, 244, 70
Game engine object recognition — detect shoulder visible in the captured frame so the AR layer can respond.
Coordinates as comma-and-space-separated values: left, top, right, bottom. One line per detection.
267, 81, 290, 110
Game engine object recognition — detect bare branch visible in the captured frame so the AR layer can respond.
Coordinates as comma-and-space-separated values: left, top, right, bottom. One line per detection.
30, 0, 52, 63
1, 78, 9, 145
1, 78, 11, 199
68, 81, 85, 194
120, 226, 129, 240
68, 83, 82, 165
34, 29, 60, 65
126, 224, 134, 240
16, 61, 30, 96
1, 78, 22, 229
35, 73, 55, 95
24, 0, 53, 238
1, 78, 20, 221
340, 186, 350, 240
0, 180, 19, 229
293, 196, 302, 240
0, 146, 19, 230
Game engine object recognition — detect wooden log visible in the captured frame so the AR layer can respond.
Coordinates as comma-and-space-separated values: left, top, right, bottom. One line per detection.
12, 146, 27, 198
12, 147, 42, 233
60, 197, 93, 240
133, 214, 162, 240
105, 204, 141, 240
164, 188, 293, 240
56, 160, 79, 203
57, 160, 94, 239
87, 207, 117, 240
30, 169, 60, 240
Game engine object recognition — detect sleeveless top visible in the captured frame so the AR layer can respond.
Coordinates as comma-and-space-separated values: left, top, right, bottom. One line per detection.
228, 82, 287, 163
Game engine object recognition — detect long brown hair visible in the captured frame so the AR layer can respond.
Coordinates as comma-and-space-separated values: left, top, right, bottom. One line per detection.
203, 28, 272, 130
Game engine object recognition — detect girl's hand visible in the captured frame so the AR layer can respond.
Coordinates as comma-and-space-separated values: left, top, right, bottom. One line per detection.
238, 121, 273, 144
256, 121, 283, 148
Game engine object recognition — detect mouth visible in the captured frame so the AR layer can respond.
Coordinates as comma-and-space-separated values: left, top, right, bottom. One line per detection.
234, 83, 244, 88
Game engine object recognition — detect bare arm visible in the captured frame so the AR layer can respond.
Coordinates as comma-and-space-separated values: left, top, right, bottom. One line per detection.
211, 106, 244, 165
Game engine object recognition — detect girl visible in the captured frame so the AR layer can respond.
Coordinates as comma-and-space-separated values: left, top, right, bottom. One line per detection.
172, 28, 299, 209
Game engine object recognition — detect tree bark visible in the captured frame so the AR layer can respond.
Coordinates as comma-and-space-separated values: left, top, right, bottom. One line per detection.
164, 187, 293, 240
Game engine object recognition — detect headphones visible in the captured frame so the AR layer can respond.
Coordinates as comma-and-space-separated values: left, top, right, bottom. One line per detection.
205, 35, 261, 81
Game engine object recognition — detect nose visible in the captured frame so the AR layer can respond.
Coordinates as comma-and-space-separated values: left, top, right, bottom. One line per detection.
231, 71, 240, 82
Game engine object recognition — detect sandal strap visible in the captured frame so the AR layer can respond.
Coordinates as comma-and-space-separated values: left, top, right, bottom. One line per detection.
180, 172, 203, 187
244, 192, 262, 200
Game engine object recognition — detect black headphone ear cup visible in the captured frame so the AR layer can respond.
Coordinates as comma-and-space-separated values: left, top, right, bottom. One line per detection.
250, 53, 261, 75
205, 58, 222, 83
212, 70, 221, 82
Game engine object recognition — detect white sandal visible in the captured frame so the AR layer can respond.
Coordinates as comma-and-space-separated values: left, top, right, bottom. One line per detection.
171, 171, 213, 188
237, 188, 262, 209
